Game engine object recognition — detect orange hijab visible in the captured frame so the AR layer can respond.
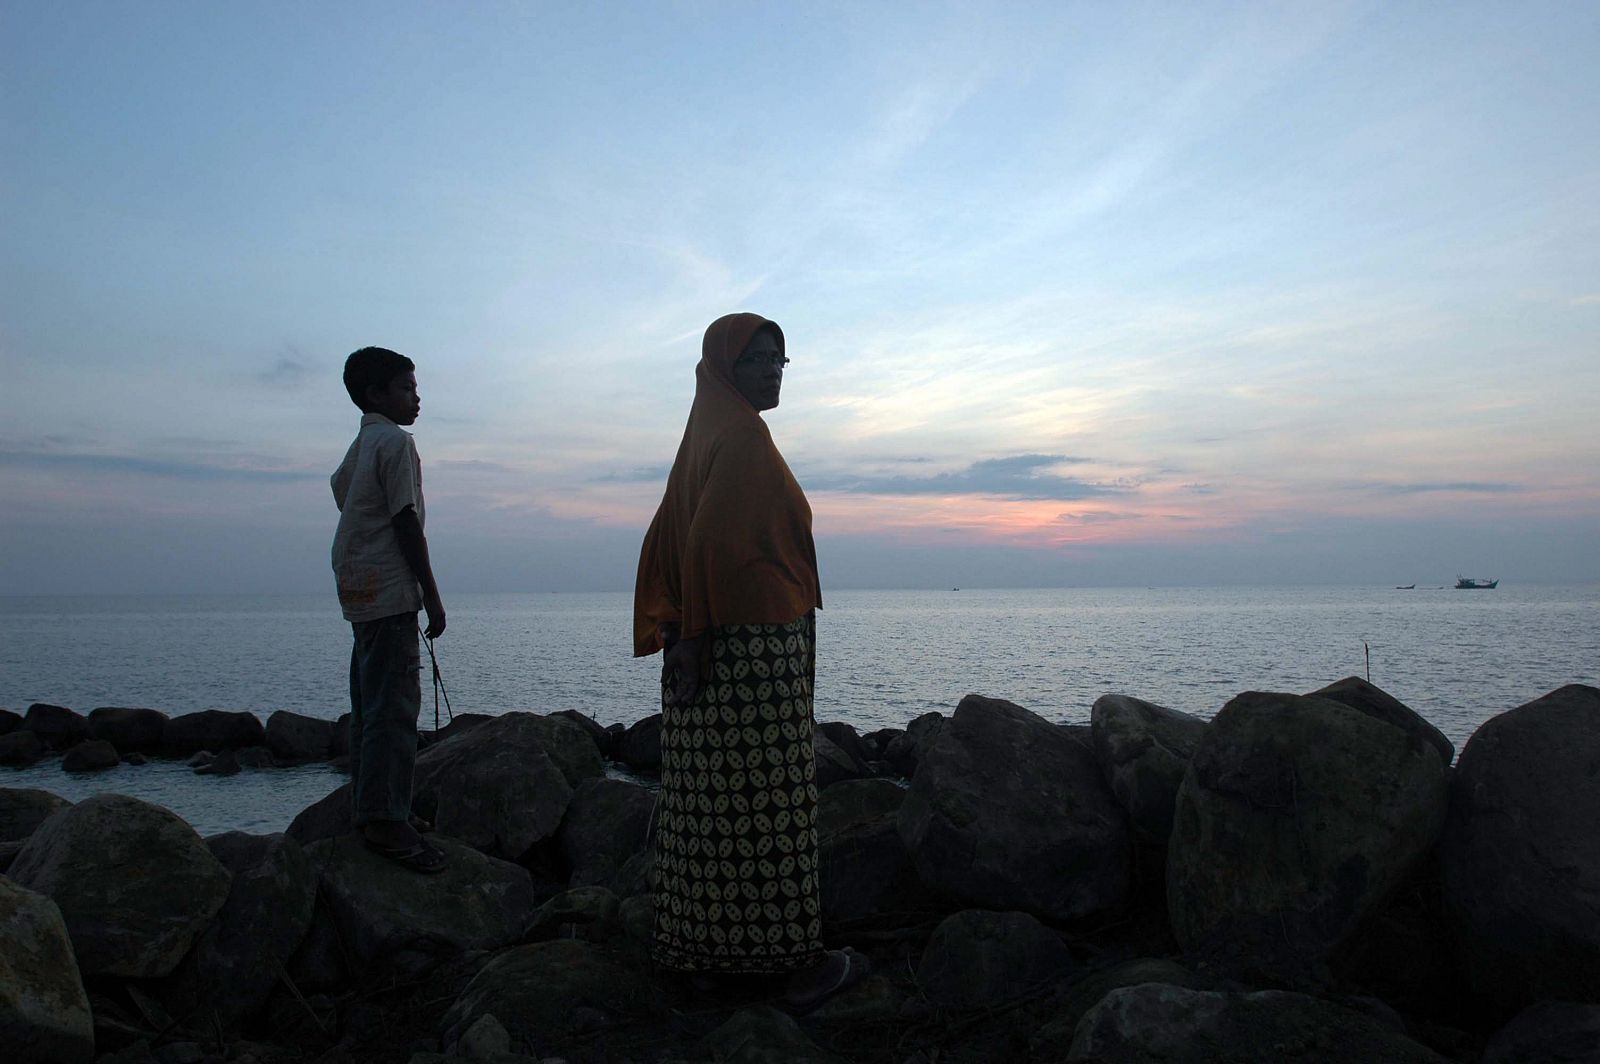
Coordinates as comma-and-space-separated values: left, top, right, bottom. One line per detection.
633, 313, 822, 656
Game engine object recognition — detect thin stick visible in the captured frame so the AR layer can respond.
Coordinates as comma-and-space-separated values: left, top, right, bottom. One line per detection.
1364, 642, 1371, 683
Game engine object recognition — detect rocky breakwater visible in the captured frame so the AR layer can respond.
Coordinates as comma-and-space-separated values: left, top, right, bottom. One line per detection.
2, 681, 1597, 1064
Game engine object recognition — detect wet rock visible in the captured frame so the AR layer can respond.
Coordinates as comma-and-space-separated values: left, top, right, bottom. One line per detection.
9, 794, 231, 978
556, 778, 654, 887
62, 739, 120, 773
614, 714, 661, 771
306, 833, 536, 978
1440, 684, 1600, 1007
440, 939, 665, 1056
917, 909, 1078, 1007
265, 711, 335, 763
0, 877, 95, 1064
883, 711, 944, 776
1067, 983, 1450, 1062
0, 787, 72, 842
1090, 693, 1206, 847
818, 779, 911, 923
162, 710, 266, 756
523, 886, 621, 943
1167, 691, 1448, 977
899, 695, 1131, 921
0, 730, 45, 765
1482, 1000, 1600, 1063
1308, 677, 1454, 766
286, 783, 352, 846
185, 751, 213, 768
123, 752, 148, 766
23, 702, 90, 750
88, 707, 169, 753
411, 713, 603, 860
194, 749, 241, 776
162, 832, 317, 1029
698, 1005, 844, 1063
813, 730, 872, 788
234, 745, 275, 768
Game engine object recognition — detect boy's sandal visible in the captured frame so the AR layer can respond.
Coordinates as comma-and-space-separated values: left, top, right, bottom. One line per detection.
784, 948, 871, 1014
364, 836, 447, 874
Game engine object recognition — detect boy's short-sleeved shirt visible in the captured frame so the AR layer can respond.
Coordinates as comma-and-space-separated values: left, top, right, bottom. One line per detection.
330, 413, 426, 622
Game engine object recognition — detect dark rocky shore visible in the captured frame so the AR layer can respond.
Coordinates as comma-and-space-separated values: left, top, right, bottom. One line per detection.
3, 679, 1598, 1063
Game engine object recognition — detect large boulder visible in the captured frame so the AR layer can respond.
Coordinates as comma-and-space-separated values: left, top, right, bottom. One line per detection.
816, 721, 874, 768
286, 783, 352, 846
8, 794, 232, 978
305, 834, 536, 977
264, 711, 335, 763
550, 709, 613, 758
1440, 684, 1600, 1006
440, 939, 665, 1057
0, 788, 72, 843
22, 703, 89, 750
698, 1006, 845, 1063
1091, 693, 1207, 847
883, 711, 944, 776
1167, 692, 1448, 976
162, 832, 318, 1029
0, 707, 20, 735
61, 740, 119, 773
1482, 1001, 1600, 1064
898, 695, 1131, 921
0, 878, 95, 1064
0, 731, 45, 765
813, 730, 872, 788
556, 778, 655, 888
1030, 958, 1205, 1059
917, 909, 1078, 1007
411, 712, 603, 860
87, 707, 169, 753
162, 710, 266, 755
1067, 983, 1449, 1062
818, 779, 911, 924
1308, 677, 1454, 766
615, 713, 662, 771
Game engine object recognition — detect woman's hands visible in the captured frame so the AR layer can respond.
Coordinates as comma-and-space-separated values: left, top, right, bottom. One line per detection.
661, 625, 705, 706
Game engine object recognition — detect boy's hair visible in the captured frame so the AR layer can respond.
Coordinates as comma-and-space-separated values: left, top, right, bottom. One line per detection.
342, 347, 415, 410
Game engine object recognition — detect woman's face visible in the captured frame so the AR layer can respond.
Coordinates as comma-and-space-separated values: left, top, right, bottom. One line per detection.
731, 328, 787, 411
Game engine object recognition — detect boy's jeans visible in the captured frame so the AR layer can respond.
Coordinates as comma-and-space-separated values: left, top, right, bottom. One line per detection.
348, 611, 422, 827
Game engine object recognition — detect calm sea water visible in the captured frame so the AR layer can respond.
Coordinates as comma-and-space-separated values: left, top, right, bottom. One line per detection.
3, 585, 1596, 834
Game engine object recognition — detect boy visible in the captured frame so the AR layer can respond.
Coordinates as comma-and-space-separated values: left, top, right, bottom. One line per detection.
331, 346, 447, 873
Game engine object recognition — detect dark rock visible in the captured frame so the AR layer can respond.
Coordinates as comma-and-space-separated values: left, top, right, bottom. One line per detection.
0, 787, 73, 842
162, 832, 317, 1029
185, 751, 213, 767
8, 794, 232, 978
62, 739, 120, 773
305, 834, 536, 978
1482, 1001, 1600, 1063
234, 745, 275, 768
330, 712, 352, 757
417, 711, 493, 749
603, 722, 626, 756
814, 730, 872, 788
0, 877, 95, 1064
550, 709, 612, 757
698, 1005, 844, 1063
883, 711, 944, 776
819, 779, 911, 924
0, 707, 20, 735
22, 703, 90, 750
1068, 983, 1451, 1062
1091, 693, 1206, 846
265, 711, 335, 763
523, 885, 621, 943
1030, 957, 1204, 1058
610, 849, 655, 899
286, 783, 352, 846
898, 695, 1131, 921
0, 730, 45, 765
1308, 677, 1454, 766
282, 899, 348, 995
162, 710, 266, 755
0, 839, 21, 873
817, 721, 873, 767
411, 712, 603, 860
861, 726, 900, 760
195, 749, 241, 776
615, 713, 661, 771
123, 752, 148, 766
439, 939, 666, 1056
88, 707, 169, 753
556, 777, 655, 887
1167, 691, 1448, 978
1440, 683, 1600, 1007
917, 909, 1078, 1007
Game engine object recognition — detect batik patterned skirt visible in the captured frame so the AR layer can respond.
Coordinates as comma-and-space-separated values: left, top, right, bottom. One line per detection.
652, 613, 824, 974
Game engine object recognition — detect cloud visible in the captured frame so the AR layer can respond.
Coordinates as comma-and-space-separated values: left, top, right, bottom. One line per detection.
594, 465, 672, 484
254, 353, 313, 390
808, 453, 1122, 501
1366, 481, 1522, 495
0, 450, 318, 483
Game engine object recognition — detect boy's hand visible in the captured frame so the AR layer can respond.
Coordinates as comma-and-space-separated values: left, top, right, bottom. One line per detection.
423, 594, 447, 639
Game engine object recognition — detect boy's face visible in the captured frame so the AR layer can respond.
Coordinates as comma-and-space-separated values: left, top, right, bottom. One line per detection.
365, 371, 420, 425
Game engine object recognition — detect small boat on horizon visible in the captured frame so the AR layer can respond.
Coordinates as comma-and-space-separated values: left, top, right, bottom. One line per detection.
1395, 584, 1415, 590
1455, 576, 1499, 589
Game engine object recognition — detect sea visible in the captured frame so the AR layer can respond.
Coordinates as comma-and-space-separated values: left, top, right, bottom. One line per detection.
3, 584, 1596, 836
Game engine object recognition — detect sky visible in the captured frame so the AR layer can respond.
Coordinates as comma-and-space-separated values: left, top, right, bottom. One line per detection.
2, 1, 1597, 594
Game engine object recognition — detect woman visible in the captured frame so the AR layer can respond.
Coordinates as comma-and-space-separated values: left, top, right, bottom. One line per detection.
634, 312, 867, 1009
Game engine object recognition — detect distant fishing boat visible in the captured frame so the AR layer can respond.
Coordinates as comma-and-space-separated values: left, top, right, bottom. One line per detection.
1395, 584, 1415, 590
1455, 576, 1499, 589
